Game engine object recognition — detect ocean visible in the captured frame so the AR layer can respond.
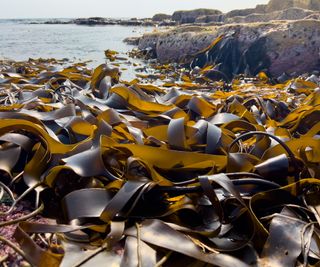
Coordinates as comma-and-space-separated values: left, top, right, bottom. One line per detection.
0, 19, 152, 79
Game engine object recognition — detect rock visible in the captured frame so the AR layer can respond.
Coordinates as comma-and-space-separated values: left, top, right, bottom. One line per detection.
138, 32, 160, 52
271, 7, 315, 19
158, 20, 178, 26
172, 9, 222, 24
226, 8, 316, 24
72, 17, 157, 27
42, 19, 71, 24
224, 0, 320, 21
304, 12, 320, 19
73, 17, 114, 25
255, 4, 269, 13
195, 14, 226, 23
139, 26, 216, 61
266, 0, 320, 12
123, 37, 140, 45
119, 19, 143, 26
225, 8, 259, 19
152, 13, 172, 21
162, 0, 320, 26
138, 20, 320, 77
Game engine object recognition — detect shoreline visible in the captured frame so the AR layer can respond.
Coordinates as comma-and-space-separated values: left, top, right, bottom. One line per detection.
135, 18, 320, 78
19, 1, 319, 79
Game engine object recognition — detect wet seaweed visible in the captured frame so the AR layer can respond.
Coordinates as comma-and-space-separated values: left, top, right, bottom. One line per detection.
0, 52, 319, 267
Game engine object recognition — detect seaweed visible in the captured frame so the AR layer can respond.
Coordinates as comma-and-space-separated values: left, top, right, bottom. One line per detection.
0, 55, 319, 266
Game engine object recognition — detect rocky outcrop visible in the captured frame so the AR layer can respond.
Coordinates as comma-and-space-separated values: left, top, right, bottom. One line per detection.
152, 13, 172, 21
169, 0, 320, 25
226, 8, 315, 24
37, 17, 162, 27
172, 9, 222, 24
73, 17, 115, 25
195, 14, 225, 23
225, 8, 260, 19
196, 8, 316, 24
135, 0, 320, 77
266, 0, 320, 12
138, 20, 320, 77
123, 37, 140, 45
223, 0, 320, 21
71, 17, 157, 26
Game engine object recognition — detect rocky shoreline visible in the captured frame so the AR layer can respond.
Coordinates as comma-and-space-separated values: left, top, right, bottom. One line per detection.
137, 19, 320, 77
29, 0, 320, 78
29, 17, 175, 27
134, 0, 320, 78
33, 0, 320, 27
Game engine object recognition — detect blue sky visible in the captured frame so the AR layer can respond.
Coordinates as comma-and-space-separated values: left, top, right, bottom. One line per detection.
0, 0, 269, 19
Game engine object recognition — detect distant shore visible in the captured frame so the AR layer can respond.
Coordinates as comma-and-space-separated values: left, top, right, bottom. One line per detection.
25, 0, 320, 28
27, 17, 175, 27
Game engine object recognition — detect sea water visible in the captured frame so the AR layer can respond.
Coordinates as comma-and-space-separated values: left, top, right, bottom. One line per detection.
0, 19, 152, 79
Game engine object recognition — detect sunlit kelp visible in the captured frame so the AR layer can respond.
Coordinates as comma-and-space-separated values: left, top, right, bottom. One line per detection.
0, 57, 319, 266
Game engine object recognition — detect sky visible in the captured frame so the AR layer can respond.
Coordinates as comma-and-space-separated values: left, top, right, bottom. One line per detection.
0, 0, 269, 19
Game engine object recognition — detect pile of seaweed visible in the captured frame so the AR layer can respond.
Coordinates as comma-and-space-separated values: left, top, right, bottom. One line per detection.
0, 49, 320, 267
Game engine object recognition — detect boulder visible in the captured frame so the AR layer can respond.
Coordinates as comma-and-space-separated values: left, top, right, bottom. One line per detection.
172, 9, 222, 24
152, 13, 172, 21
138, 20, 320, 77
123, 37, 140, 45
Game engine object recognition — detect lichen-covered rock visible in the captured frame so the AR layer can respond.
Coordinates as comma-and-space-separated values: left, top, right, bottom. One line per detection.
138, 20, 320, 77
172, 9, 222, 24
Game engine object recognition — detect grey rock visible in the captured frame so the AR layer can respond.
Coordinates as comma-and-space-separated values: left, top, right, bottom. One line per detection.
152, 13, 172, 21
226, 8, 316, 24
123, 37, 140, 45
266, 0, 320, 12
172, 9, 222, 24
224, 0, 320, 20
225, 8, 259, 19
195, 14, 226, 23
